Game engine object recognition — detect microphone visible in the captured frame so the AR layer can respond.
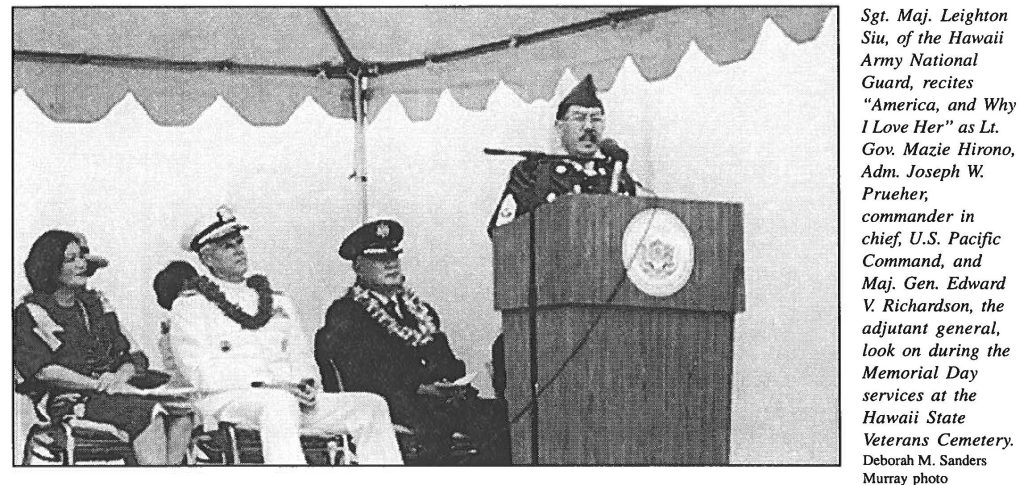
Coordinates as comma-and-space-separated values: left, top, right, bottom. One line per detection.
598, 139, 629, 162
599, 139, 628, 193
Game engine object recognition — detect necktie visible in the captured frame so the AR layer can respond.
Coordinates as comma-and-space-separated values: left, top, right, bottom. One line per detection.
386, 298, 403, 322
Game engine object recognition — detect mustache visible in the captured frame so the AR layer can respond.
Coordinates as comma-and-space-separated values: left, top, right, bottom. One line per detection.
579, 131, 598, 142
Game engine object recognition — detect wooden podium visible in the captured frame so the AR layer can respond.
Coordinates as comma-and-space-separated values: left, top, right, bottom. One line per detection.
492, 194, 745, 464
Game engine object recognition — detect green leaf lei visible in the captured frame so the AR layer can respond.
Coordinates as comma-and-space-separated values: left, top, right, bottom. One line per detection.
185, 274, 274, 330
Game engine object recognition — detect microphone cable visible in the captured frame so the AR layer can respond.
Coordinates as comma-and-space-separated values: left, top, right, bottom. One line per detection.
460, 184, 666, 464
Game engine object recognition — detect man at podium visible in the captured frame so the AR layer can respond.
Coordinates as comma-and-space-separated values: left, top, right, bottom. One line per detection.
487, 74, 638, 237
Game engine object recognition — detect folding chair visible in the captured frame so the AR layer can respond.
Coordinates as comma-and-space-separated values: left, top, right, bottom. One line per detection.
191, 422, 355, 465
20, 392, 137, 465
319, 357, 470, 464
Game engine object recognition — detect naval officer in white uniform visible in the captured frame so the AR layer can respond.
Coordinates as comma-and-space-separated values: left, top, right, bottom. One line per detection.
169, 205, 403, 464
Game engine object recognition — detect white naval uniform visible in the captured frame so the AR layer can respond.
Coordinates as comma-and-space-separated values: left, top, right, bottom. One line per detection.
170, 277, 402, 464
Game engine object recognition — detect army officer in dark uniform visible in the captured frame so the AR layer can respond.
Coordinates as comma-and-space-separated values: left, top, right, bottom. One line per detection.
315, 220, 510, 465
487, 74, 638, 236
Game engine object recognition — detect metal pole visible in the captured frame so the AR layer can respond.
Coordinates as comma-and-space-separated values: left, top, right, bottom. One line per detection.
528, 212, 539, 464
351, 73, 369, 222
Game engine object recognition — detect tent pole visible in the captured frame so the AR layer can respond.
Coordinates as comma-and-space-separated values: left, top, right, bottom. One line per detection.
351, 72, 369, 223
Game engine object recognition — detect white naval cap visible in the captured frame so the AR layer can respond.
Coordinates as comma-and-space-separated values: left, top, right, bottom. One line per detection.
179, 204, 249, 252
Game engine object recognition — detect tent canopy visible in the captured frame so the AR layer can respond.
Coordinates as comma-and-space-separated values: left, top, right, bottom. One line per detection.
14, 7, 831, 124
13, 9, 839, 463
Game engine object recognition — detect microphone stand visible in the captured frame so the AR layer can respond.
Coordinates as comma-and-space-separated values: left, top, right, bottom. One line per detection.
483, 148, 605, 164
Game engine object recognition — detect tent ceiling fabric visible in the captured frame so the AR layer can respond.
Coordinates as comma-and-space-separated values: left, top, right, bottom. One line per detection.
14, 7, 831, 125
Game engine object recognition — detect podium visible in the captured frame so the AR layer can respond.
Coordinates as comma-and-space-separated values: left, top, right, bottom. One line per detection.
492, 194, 745, 464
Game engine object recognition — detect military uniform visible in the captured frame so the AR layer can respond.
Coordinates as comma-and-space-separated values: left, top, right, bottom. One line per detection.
316, 220, 510, 464
487, 74, 638, 236
317, 288, 509, 464
317, 291, 464, 426
487, 155, 637, 235
170, 205, 402, 465
170, 275, 401, 464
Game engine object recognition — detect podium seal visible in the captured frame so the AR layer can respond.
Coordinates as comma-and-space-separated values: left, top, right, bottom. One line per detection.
621, 208, 694, 297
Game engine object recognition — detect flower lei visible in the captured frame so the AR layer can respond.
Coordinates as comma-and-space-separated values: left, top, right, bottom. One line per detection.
185, 274, 274, 330
349, 283, 438, 347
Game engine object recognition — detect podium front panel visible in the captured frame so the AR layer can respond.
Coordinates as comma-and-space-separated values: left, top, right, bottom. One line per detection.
494, 194, 744, 313
502, 306, 734, 464
493, 194, 742, 464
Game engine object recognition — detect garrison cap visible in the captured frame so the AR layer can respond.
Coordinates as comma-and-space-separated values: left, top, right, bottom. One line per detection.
180, 204, 249, 252
556, 74, 604, 120
339, 219, 404, 261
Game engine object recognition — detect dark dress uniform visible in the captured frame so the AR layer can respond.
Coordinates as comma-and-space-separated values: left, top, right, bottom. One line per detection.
487, 74, 638, 236
13, 290, 162, 440
315, 291, 510, 464
487, 155, 637, 237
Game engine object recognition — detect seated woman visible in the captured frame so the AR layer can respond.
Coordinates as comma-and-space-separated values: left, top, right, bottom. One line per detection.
14, 230, 192, 465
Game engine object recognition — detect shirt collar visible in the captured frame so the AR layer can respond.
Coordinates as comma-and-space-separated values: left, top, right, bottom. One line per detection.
366, 287, 401, 306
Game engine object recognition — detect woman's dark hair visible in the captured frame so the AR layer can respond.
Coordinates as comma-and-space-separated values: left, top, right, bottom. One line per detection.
153, 261, 198, 310
24, 230, 82, 294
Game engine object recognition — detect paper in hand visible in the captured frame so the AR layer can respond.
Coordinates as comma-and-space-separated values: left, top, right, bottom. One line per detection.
435, 372, 478, 388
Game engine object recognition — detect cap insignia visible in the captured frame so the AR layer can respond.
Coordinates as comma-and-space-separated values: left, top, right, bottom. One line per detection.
216, 205, 236, 223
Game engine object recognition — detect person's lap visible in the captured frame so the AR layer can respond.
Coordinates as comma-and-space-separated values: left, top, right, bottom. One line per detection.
49, 392, 162, 440
204, 388, 384, 435
396, 394, 510, 464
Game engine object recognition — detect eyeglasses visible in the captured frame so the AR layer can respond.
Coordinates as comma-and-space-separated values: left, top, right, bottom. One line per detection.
562, 113, 605, 124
